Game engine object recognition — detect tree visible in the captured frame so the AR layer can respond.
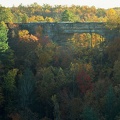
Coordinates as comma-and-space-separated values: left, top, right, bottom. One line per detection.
0, 87, 4, 106
113, 59, 120, 84
4, 69, 18, 92
61, 10, 75, 22
45, 17, 54, 22
104, 85, 117, 120
106, 9, 120, 30
16, 29, 38, 68
82, 106, 98, 120
3, 69, 18, 113
51, 94, 60, 120
76, 70, 93, 94
0, 6, 13, 22
0, 86, 4, 120
56, 67, 67, 87
18, 68, 35, 109
17, 69, 38, 120
35, 42, 55, 67
106, 38, 120, 63
0, 22, 13, 71
0, 21, 9, 53
22, 14, 28, 23
28, 16, 44, 22
96, 8, 106, 18
36, 67, 55, 101
68, 98, 83, 120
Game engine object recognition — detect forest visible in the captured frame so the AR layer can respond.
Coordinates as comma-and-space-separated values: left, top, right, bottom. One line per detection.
0, 3, 120, 120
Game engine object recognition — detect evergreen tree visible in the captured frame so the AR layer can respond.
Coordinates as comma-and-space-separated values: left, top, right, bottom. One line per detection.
104, 85, 117, 120
82, 106, 98, 120
51, 94, 61, 120
61, 10, 74, 22
18, 68, 35, 109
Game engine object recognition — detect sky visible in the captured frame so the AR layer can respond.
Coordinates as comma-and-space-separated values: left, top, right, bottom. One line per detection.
0, 0, 120, 8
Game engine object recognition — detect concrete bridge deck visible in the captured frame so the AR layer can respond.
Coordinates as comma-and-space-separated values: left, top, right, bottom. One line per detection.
7, 22, 113, 42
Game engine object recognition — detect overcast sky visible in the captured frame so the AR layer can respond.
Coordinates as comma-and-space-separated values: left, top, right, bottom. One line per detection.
0, 0, 120, 8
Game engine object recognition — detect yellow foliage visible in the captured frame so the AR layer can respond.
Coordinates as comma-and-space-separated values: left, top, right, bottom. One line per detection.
18, 30, 30, 40
106, 9, 116, 17
28, 16, 36, 22
45, 17, 54, 22
106, 9, 119, 29
28, 15, 44, 22
18, 30, 38, 41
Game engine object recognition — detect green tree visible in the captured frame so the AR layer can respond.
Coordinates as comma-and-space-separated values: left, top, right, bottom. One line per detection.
51, 94, 60, 120
0, 22, 15, 91
56, 67, 67, 87
4, 69, 18, 92
113, 59, 120, 84
3, 69, 18, 115
18, 68, 35, 109
36, 67, 55, 101
0, 22, 14, 71
104, 85, 117, 120
0, 21, 9, 53
0, 87, 4, 106
96, 8, 106, 18
82, 106, 98, 120
22, 14, 28, 23
61, 10, 75, 22
69, 98, 83, 120
0, 6, 13, 22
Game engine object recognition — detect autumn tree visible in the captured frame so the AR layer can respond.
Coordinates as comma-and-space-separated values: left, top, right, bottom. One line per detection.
45, 17, 54, 22
15, 29, 39, 68
76, 70, 93, 94
28, 16, 44, 22
0, 6, 13, 22
35, 41, 55, 67
106, 37, 120, 63
106, 8, 120, 30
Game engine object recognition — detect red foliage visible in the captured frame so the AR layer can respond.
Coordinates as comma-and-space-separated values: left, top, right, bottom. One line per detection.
76, 70, 93, 94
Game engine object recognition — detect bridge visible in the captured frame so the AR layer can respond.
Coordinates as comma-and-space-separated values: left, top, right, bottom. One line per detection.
7, 22, 114, 42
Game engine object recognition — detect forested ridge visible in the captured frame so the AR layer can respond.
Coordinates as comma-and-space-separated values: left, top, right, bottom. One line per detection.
0, 3, 120, 120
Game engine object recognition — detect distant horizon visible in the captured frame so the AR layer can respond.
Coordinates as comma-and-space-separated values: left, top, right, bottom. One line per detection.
0, 0, 120, 9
